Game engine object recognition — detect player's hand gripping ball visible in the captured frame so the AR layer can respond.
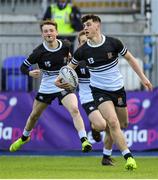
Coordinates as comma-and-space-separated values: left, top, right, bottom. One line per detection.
59, 66, 78, 90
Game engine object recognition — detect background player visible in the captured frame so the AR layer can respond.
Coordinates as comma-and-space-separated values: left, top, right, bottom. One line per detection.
9, 20, 92, 153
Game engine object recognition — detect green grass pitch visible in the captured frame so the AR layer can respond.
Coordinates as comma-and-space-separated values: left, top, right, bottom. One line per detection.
0, 156, 158, 179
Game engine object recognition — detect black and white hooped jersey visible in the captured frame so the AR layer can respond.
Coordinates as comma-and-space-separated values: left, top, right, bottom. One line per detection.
71, 35, 127, 91
21, 39, 70, 93
75, 62, 93, 104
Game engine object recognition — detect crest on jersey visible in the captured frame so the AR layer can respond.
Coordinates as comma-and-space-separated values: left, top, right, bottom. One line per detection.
107, 52, 113, 59
44, 61, 51, 67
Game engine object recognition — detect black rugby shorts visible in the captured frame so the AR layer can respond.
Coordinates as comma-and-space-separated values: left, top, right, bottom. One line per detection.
90, 86, 127, 107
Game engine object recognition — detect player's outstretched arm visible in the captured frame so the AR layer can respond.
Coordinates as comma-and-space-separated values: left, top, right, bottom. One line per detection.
124, 51, 153, 91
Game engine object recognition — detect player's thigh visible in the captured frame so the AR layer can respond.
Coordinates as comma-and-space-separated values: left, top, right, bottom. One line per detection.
88, 110, 106, 130
61, 93, 78, 111
98, 101, 120, 127
31, 99, 48, 116
115, 106, 128, 128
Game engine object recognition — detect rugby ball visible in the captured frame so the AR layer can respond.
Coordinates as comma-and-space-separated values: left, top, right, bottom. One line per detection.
59, 66, 78, 88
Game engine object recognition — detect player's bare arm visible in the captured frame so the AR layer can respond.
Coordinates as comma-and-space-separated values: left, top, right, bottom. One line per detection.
29, 69, 41, 78
124, 51, 153, 91
67, 62, 78, 69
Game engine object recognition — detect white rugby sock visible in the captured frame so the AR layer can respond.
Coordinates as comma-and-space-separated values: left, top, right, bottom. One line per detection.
122, 149, 131, 156
78, 130, 87, 139
103, 148, 112, 156
23, 129, 31, 137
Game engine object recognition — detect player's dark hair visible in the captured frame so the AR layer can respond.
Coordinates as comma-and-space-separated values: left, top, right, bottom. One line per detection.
78, 30, 86, 44
40, 20, 58, 31
81, 14, 101, 24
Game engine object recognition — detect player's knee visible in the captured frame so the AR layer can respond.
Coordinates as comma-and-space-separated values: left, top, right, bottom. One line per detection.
69, 105, 80, 117
108, 118, 120, 130
93, 122, 106, 131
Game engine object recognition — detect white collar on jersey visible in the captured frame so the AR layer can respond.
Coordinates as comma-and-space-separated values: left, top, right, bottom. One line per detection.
87, 34, 106, 48
43, 39, 62, 52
